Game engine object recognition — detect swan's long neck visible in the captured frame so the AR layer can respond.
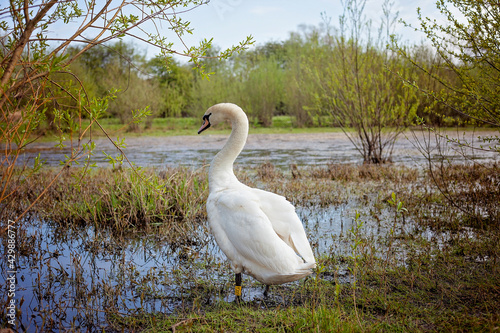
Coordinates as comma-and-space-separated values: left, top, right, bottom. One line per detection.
209, 107, 249, 190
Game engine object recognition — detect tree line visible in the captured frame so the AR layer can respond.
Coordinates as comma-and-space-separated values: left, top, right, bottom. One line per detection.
64, 11, 464, 133
56, 0, 499, 165
1, 1, 497, 164
52, 0, 497, 165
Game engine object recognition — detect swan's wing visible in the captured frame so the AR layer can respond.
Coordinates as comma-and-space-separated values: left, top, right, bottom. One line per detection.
207, 189, 303, 275
251, 188, 316, 264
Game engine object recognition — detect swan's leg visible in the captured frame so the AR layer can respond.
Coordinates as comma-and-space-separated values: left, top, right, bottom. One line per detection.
235, 273, 242, 303
263, 284, 270, 298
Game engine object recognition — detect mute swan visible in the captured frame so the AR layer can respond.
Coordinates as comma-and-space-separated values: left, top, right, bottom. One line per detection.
197, 103, 316, 300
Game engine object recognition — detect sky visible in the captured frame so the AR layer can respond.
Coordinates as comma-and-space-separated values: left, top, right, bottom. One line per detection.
164, 0, 443, 61
31, 0, 451, 61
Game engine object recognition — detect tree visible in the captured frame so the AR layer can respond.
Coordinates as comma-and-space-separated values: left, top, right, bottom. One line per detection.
397, 0, 500, 132
188, 46, 285, 125
395, 0, 500, 224
68, 41, 163, 129
240, 53, 285, 127
314, 0, 418, 163
0, 0, 253, 222
187, 45, 240, 117
284, 26, 328, 127
148, 56, 194, 118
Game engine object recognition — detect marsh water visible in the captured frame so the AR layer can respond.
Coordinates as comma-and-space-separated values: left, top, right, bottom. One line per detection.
1, 130, 498, 331
2, 203, 397, 331
12, 130, 500, 169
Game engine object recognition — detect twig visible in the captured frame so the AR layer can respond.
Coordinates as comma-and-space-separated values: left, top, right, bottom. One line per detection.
170, 318, 197, 332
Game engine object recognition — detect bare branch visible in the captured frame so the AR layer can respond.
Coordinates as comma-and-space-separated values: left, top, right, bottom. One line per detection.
0, 0, 58, 90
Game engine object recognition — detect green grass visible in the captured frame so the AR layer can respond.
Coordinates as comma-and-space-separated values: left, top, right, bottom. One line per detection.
34, 116, 343, 142
139, 115, 342, 136
34, 115, 495, 143
112, 302, 379, 332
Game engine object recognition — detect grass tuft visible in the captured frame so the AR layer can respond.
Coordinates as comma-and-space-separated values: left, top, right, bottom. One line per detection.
3, 166, 208, 240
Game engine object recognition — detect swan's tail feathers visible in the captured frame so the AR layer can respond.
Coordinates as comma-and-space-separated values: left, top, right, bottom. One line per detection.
296, 261, 316, 277
262, 261, 316, 285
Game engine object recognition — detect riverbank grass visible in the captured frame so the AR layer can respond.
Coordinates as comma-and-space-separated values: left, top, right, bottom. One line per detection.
33, 116, 344, 142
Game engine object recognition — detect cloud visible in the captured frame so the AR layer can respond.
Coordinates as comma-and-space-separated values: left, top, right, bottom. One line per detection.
249, 5, 283, 16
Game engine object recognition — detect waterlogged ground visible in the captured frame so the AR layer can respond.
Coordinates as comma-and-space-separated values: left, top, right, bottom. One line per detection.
1, 131, 498, 331
1, 199, 427, 330
0, 171, 467, 331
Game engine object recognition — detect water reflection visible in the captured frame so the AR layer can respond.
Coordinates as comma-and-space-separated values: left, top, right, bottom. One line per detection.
9, 131, 499, 169
1, 219, 216, 330
1, 197, 448, 331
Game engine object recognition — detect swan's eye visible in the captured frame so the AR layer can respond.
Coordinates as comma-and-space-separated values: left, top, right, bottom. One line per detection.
203, 113, 211, 122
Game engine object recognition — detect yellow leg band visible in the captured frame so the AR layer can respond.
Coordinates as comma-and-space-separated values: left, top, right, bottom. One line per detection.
235, 286, 242, 296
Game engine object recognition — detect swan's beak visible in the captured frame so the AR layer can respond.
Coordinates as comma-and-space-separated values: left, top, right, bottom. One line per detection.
197, 117, 210, 134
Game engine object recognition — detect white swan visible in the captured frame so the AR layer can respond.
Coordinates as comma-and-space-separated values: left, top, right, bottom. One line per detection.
197, 103, 316, 299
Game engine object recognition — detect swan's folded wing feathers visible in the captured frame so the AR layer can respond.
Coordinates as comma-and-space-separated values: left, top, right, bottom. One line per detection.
207, 190, 302, 274
251, 188, 316, 264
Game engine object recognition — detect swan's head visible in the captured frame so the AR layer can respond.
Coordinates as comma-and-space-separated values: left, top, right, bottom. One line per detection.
197, 103, 243, 134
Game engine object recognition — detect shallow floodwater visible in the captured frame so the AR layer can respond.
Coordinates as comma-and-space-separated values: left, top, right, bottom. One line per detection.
1, 130, 498, 330
0, 201, 444, 331
11, 130, 500, 169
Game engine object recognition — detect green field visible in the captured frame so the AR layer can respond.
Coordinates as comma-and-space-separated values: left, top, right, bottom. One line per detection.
76, 116, 342, 138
